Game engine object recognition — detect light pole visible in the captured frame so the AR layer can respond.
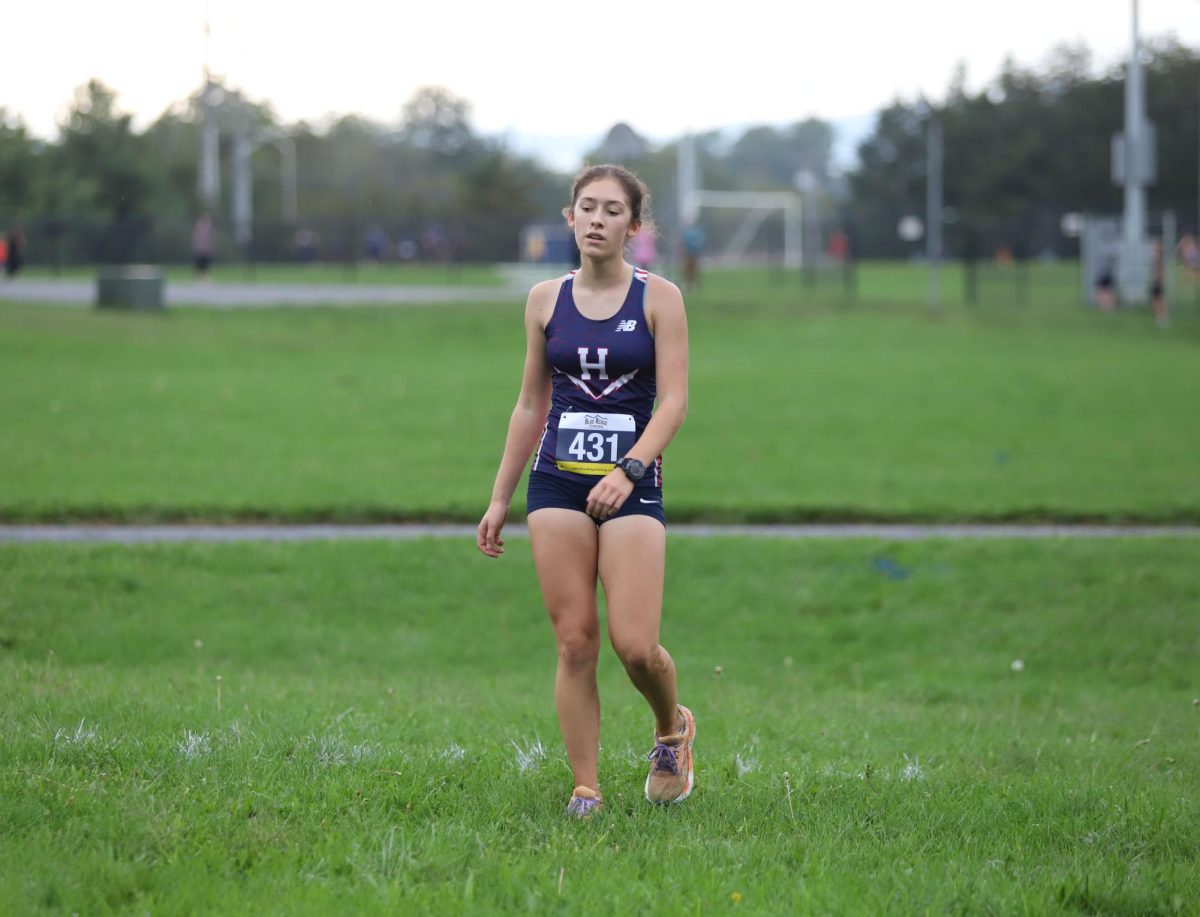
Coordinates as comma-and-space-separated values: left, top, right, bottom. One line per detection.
926, 116, 944, 315
1117, 0, 1152, 303
198, 1, 220, 211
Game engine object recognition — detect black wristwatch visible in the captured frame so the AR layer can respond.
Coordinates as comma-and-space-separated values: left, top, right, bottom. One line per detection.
616, 457, 646, 483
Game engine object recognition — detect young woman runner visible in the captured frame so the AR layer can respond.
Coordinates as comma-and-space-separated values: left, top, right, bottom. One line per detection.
477, 164, 693, 817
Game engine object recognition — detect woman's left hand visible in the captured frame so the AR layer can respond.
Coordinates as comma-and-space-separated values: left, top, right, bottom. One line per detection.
585, 469, 635, 521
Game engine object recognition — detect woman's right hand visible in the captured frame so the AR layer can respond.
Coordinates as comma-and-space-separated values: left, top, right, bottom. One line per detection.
476, 500, 509, 558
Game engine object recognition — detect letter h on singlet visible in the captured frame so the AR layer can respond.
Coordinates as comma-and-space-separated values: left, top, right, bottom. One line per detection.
577, 347, 609, 381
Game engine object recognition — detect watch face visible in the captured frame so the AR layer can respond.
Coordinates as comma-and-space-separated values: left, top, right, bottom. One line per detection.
623, 459, 646, 481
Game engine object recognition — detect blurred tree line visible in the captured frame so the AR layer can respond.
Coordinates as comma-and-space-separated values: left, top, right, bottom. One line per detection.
0, 38, 1195, 265
0, 82, 567, 265
849, 39, 1199, 258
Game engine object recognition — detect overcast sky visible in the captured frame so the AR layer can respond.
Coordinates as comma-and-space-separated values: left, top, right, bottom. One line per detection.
3, 0, 1197, 169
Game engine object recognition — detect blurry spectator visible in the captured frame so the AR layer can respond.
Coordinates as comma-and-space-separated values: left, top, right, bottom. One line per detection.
1151, 237, 1168, 328
4, 229, 26, 278
365, 225, 388, 265
682, 222, 705, 291
524, 227, 547, 263
396, 238, 418, 262
294, 228, 318, 264
632, 225, 657, 270
422, 224, 446, 263
1094, 258, 1117, 312
827, 228, 850, 262
0, 235, 8, 276
191, 215, 214, 280
1178, 233, 1199, 278
449, 222, 467, 264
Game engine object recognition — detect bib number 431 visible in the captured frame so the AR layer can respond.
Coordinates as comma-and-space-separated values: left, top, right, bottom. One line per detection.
554, 412, 635, 475
567, 431, 620, 463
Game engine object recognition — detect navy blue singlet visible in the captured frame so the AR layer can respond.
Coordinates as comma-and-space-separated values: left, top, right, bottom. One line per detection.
531, 268, 662, 490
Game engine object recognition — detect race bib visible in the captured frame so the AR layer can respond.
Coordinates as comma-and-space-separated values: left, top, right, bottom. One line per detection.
554, 411, 636, 475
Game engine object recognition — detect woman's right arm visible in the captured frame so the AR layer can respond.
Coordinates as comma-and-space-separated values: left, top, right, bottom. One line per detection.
476, 283, 554, 558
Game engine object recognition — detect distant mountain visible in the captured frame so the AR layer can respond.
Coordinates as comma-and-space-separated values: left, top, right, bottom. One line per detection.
505, 113, 878, 176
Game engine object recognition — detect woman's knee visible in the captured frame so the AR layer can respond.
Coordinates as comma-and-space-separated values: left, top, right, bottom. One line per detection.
612, 640, 664, 675
556, 629, 600, 670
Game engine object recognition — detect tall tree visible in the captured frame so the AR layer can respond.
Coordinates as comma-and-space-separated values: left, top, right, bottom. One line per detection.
57, 80, 160, 221
0, 109, 41, 217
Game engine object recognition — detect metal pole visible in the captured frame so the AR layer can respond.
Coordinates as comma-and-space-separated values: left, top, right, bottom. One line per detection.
198, 2, 219, 211
678, 133, 697, 226
232, 129, 252, 252
783, 198, 801, 271
1119, 0, 1150, 303
200, 85, 220, 210
926, 116, 943, 314
277, 136, 298, 225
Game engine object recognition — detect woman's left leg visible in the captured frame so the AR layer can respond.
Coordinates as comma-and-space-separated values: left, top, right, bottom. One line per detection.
598, 516, 678, 737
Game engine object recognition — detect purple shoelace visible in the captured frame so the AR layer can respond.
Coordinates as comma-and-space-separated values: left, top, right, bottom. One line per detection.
647, 742, 679, 775
567, 795, 602, 816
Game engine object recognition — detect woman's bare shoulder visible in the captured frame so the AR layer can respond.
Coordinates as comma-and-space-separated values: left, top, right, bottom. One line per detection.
646, 270, 681, 295
644, 272, 685, 318
525, 275, 566, 325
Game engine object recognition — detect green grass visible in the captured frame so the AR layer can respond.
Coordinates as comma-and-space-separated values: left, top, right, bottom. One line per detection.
2, 262, 1199, 523
1, 536, 1197, 913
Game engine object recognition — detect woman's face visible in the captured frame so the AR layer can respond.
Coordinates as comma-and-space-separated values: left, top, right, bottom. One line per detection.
568, 176, 640, 259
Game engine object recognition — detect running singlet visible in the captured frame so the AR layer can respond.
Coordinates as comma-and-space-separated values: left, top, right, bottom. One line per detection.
531, 268, 662, 489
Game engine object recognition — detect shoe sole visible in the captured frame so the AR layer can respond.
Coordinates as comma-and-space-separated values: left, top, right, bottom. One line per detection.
644, 710, 695, 805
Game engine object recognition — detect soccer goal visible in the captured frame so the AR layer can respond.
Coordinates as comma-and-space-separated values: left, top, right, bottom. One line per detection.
677, 134, 803, 270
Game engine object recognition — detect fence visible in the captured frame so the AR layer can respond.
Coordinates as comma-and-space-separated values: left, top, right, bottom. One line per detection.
0, 212, 535, 272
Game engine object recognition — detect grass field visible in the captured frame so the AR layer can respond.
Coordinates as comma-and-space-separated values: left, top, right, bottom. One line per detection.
3, 264, 1198, 523
3, 262, 1198, 913
2, 536, 1197, 913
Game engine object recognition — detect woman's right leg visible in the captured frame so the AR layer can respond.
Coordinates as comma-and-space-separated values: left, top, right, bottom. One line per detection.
527, 508, 602, 792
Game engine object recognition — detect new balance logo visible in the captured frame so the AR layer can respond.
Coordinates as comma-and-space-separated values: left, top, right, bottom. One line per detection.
615, 319, 638, 332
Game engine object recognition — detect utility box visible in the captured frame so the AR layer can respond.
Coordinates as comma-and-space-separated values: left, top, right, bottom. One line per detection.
96, 265, 165, 311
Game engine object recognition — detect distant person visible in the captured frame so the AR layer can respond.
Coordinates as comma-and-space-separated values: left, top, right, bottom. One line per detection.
524, 227, 548, 263
631, 224, 657, 270
396, 238, 418, 262
3, 229, 24, 279
1094, 260, 1117, 313
1178, 233, 1199, 279
0, 235, 8, 277
294, 228, 318, 264
682, 222, 705, 291
1150, 237, 1168, 328
365, 224, 388, 265
422, 224, 446, 263
477, 164, 695, 818
191, 215, 214, 281
3, 229, 25, 278
827, 228, 849, 262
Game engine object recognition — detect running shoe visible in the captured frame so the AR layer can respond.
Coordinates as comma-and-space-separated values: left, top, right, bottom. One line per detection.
645, 704, 696, 804
565, 785, 603, 818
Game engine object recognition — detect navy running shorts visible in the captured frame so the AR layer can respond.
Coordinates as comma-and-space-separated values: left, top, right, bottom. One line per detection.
526, 471, 666, 527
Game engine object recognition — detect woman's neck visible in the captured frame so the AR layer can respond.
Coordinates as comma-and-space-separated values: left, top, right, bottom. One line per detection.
576, 256, 631, 288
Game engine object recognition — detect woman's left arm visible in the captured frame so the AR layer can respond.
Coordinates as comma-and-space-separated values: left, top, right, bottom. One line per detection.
584, 277, 688, 517
628, 276, 689, 462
